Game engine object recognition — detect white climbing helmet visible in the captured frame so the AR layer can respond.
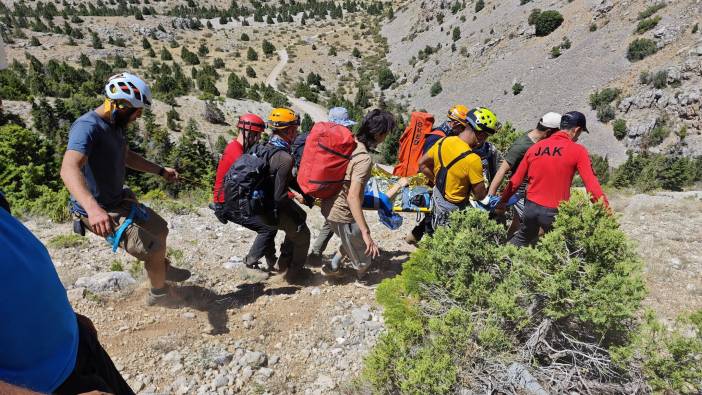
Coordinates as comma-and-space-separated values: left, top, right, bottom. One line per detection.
104, 72, 152, 109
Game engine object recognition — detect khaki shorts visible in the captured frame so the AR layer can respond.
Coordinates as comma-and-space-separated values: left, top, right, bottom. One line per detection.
80, 199, 168, 262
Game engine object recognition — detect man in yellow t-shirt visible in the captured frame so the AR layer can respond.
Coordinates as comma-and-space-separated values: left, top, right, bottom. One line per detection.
418, 107, 499, 228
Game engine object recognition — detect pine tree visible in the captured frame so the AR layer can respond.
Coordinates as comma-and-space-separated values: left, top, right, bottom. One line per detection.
247, 47, 258, 61
167, 119, 215, 194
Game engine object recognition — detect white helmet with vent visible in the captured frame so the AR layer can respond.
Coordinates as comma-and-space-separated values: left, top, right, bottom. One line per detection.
104, 72, 152, 108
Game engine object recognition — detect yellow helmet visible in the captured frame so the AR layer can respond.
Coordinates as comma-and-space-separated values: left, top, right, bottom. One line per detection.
268, 107, 300, 129
467, 107, 499, 134
447, 104, 469, 126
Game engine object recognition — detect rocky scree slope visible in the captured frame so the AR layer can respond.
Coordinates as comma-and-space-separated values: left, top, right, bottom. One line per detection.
382, 0, 701, 164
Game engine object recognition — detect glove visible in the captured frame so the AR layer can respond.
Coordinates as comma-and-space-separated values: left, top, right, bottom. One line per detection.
487, 195, 501, 210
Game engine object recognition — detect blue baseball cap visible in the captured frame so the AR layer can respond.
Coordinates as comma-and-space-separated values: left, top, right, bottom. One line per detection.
328, 107, 356, 127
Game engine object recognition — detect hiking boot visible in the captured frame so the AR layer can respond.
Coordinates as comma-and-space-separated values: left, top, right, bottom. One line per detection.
307, 252, 323, 267
321, 263, 345, 279
264, 254, 278, 272
284, 266, 312, 284
352, 278, 377, 290
404, 232, 419, 245
165, 264, 191, 282
209, 203, 228, 224
146, 285, 182, 307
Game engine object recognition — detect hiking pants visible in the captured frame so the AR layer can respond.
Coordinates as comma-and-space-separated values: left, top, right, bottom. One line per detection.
431, 187, 468, 229
275, 203, 311, 274
410, 213, 434, 241
328, 221, 372, 275
54, 314, 134, 395
230, 213, 278, 265
310, 220, 334, 255
510, 200, 558, 247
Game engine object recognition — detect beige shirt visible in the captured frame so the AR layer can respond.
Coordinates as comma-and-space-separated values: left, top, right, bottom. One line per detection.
321, 142, 373, 223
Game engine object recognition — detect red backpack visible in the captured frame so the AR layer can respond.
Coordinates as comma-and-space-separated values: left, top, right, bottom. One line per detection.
297, 122, 357, 199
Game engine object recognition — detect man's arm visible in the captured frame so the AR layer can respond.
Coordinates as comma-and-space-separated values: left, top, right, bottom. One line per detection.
124, 149, 178, 182
488, 160, 511, 196
347, 178, 379, 258
472, 181, 488, 201
0, 381, 43, 395
499, 153, 530, 205
418, 153, 435, 182
384, 177, 409, 200
60, 150, 114, 237
576, 149, 609, 207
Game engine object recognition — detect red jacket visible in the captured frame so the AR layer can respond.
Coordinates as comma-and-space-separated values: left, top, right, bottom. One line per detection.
500, 131, 608, 209
212, 140, 244, 203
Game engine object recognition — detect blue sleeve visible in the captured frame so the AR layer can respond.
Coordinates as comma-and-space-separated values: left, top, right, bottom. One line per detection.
66, 120, 97, 156
423, 134, 440, 154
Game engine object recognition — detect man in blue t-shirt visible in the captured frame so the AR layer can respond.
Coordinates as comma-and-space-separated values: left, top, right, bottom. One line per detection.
0, 194, 133, 394
60, 72, 191, 306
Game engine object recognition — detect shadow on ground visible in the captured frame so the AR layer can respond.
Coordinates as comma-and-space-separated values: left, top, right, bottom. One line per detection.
175, 283, 300, 334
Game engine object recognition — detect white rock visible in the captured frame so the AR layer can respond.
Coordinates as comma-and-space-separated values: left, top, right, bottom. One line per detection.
212, 374, 228, 388
66, 287, 86, 302
351, 308, 372, 323
163, 351, 182, 363
75, 271, 136, 293
241, 350, 267, 367
181, 312, 196, 319
241, 313, 254, 322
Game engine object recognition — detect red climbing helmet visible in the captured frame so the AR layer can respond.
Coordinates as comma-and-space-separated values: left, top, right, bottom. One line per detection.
237, 113, 266, 133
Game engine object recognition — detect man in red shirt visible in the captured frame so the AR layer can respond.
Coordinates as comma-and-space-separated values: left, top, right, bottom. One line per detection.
211, 113, 278, 270
497, 111, 609, 247
212, 113, 266, 205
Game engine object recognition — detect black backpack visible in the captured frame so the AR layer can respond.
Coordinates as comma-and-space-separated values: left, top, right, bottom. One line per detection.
435, 138, 472, 202
222, 144, 281, 218
291, 132, 308, 173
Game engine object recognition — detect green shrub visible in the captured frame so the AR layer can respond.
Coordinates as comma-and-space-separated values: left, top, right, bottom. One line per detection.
29, 36, 41, 46
611, 153, 700, 191
590, 154, 610, 184
262, 39, 275, 56
488, 122, 523, 153
637, 3, 665, 20
693, 23, 699, 34
247, 47, 258, 61
512, 82, 524, 95
550, 46, 561, 58
612, 118, 627, 140
452, 26, 460, 42
430, 81, 442, 97
596, 104, 616, 122
160, 47, 172, 61
110, 260, 124, 272
635, 16, 661, 34
527, 8, 541, 25
475, 0, 484, 13
48, 234, 88, 249
534, 10, 564, 36
643, 121, 670, 147
378, 67, 396, 90
627, 38, 658, 61
365, 195, 650, 393
651, 69, 667, 89
612, 310, 702, 393
589, 87, 621, 109
589, 22, 597, 32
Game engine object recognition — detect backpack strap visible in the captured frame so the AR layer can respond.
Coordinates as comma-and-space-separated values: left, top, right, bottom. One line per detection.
438, 138, 472, 171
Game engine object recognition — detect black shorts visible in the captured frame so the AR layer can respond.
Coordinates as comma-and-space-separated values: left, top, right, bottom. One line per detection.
54, 314, 134, 395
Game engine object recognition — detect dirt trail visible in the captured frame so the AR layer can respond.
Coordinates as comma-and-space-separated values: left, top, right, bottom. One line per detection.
265, 49, 328, 122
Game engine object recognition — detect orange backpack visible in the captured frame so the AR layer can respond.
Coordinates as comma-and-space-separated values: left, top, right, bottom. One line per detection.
393, 112, 435, 177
